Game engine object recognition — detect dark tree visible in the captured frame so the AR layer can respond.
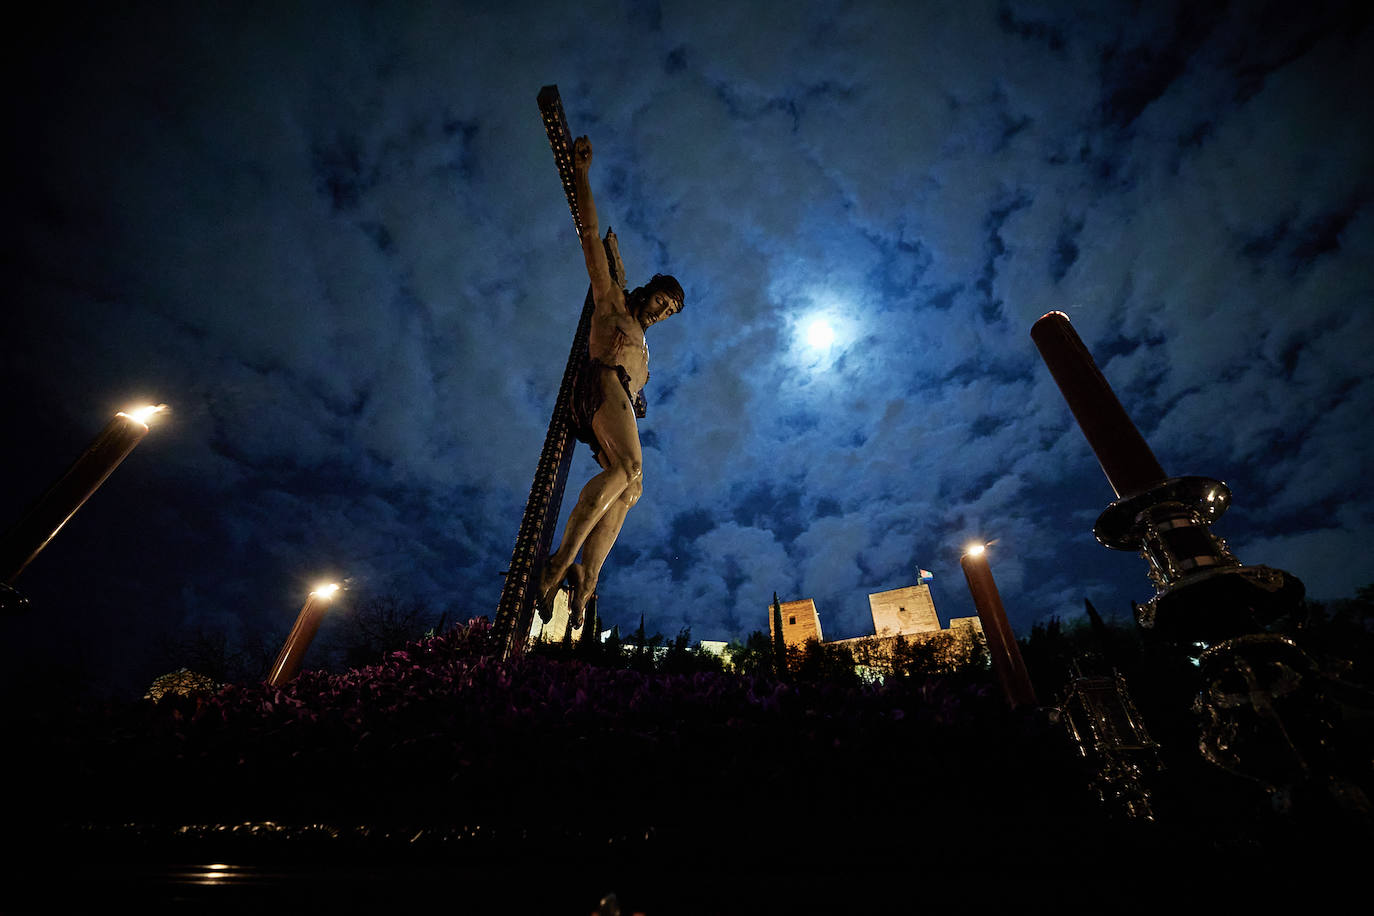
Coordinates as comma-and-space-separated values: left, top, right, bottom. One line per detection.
334, 595, 445, 668
725, 631, 776, 678
771, 592, 789, 680
794, 638, 858, 687
578, 596, 600, 657
147, 627, 272, 685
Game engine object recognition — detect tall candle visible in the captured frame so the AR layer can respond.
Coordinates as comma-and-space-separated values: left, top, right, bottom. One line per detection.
960, 545, 1038, 709
1030, 311, 1166, 499
0, 405, 165, 584
266, 583, 340, 687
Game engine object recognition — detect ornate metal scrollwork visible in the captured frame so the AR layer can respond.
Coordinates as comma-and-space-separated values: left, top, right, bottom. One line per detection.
1060, 666, 1162, 820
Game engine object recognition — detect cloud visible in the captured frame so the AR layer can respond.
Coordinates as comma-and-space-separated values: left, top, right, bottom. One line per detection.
1234, 526, 1374, 602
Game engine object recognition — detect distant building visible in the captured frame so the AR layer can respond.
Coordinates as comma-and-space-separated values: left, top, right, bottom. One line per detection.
768, 598, 824, 647
770, 581, 986, 679
868, 584, 940, 636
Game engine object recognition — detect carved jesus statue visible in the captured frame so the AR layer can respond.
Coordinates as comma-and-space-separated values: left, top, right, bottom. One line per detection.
537, 136, 684, 626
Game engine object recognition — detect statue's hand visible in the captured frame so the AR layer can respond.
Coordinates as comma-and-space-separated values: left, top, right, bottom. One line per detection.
573, 135, 592, 172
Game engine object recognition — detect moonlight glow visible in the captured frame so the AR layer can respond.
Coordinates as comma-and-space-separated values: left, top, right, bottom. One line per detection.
805, 318, 835, 349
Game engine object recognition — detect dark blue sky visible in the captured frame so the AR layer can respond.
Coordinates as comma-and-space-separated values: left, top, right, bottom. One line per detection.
3, 0, 1372, 695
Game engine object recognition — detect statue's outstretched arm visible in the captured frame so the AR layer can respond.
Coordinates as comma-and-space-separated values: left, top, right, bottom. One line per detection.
572, 136, 615, 303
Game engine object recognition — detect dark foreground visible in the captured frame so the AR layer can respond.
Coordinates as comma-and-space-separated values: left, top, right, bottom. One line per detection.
5, 620, 1368, 913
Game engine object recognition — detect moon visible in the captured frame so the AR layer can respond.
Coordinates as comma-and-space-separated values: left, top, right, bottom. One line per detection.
805, 318, 835, 349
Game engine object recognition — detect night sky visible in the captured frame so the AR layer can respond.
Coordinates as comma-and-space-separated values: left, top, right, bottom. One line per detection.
3, 1, 1371, 696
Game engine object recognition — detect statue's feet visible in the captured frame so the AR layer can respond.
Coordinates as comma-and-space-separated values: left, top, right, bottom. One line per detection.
535, 590, 553, 625
535, 559, 563, 624
567, 565, 596, 630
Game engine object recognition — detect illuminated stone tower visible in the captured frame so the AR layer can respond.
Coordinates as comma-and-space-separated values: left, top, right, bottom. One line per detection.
867, 584, 941, 637
772, 581, 985, 662
769, 598, 824, 649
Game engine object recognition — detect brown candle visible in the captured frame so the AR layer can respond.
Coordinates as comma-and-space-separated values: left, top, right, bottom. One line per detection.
1030, 311, 1166, 498
0, 405, 166, 584
266, 583, 340, 687
960, 545, 1038, 709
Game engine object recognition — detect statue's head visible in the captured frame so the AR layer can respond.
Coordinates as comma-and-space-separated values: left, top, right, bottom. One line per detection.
629, 274, 684, 328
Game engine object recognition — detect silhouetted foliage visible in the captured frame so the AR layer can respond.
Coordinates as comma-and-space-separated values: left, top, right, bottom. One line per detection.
725, 631, 776, 677
624, 613, 666, 673
655, 627, 727, 675
333, 595, 446, 668
793, 638, 859, 687
885, 628, 991, 688
1282, 585, 1374, 685
1020, 616, 1073, 697
148, 626, 272, 684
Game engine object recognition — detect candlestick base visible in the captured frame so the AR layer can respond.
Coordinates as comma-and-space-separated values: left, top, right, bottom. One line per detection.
1092, 476, 1304, 643
1195, 632, 1374, 827
1136, 563, 1305, 645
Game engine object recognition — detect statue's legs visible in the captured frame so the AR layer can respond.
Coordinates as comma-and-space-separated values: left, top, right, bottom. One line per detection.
539, 370, 642, 612
569, 478, 640, 621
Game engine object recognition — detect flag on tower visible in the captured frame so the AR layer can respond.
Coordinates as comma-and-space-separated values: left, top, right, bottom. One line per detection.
917, 568, 933, 584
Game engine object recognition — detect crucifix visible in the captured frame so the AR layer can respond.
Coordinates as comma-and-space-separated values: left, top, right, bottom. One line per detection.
491, 86, 684, 658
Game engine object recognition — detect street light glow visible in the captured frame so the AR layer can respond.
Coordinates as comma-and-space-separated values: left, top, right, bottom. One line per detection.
312, 582, 341, 599
964, 543, 986, 557
117, 404, 167, 426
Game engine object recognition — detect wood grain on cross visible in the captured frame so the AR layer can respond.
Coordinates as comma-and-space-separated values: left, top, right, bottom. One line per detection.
491, 86, 624, 657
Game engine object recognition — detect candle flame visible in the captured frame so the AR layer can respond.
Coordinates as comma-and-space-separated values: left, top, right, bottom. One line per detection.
117, 404, 168, 426
311, 582, 341, 599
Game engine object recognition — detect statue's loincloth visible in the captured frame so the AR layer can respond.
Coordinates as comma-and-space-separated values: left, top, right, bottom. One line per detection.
569, 358, 647, 458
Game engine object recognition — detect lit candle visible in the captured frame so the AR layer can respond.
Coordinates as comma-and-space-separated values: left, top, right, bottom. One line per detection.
0, 404, 166, 584
266, 583, 341, 687
960, 544, 1038, 709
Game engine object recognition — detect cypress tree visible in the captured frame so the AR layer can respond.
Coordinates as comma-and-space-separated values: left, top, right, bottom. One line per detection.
772, 592, 789, 679
579, 595, 600, 657
560, 611, 574, 653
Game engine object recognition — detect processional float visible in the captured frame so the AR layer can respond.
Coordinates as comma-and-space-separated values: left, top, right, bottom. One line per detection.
1032, 310, 1370, 821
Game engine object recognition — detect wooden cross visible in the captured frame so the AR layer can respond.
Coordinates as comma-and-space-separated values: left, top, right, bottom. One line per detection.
490, 86, 624, 657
